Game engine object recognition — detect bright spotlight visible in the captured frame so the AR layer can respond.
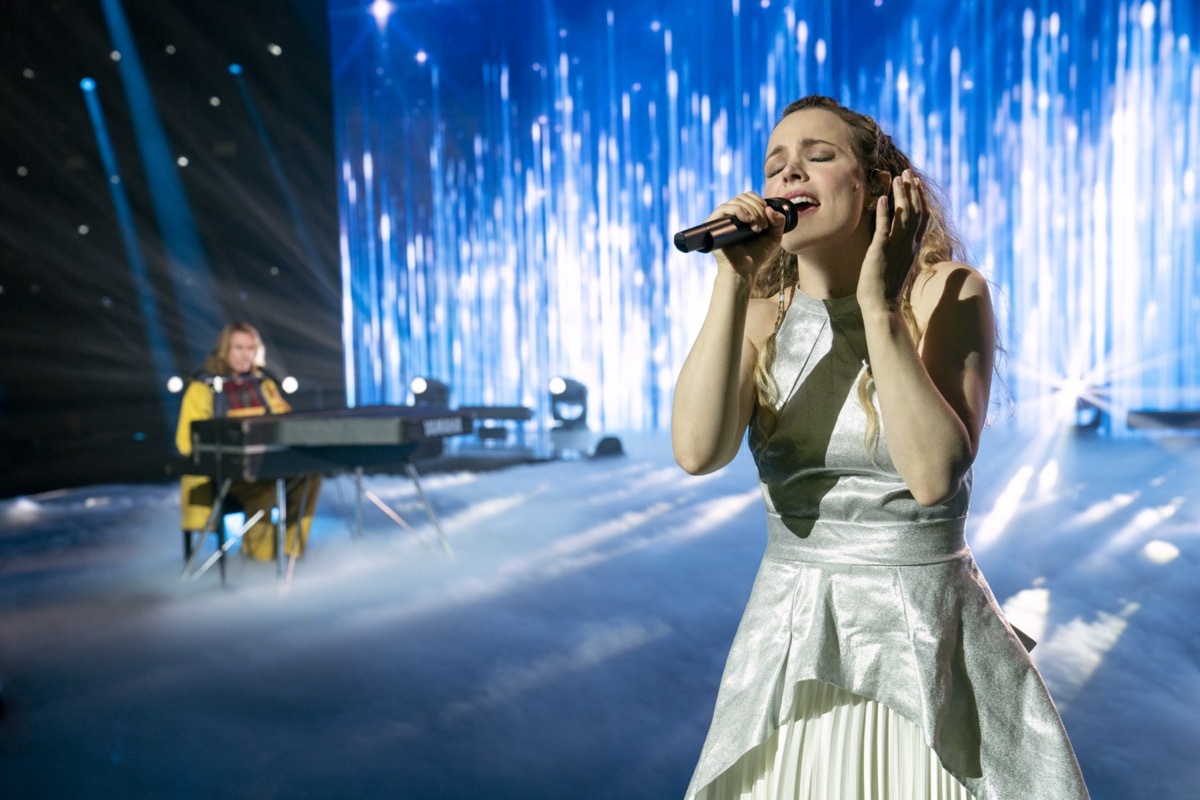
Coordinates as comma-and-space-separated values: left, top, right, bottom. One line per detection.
410, 376, 450, 407
167, 375, 184, 393
80, 77, 96, 91
229, 63, 243, 75
1056, 375, 1103, 430
280, 376, 299, 394
1059, 376, 1087, 401
369, 0, 396, 29
548, 377, 588, 429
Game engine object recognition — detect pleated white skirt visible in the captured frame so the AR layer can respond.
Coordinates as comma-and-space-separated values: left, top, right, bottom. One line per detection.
694, 680, 975, 800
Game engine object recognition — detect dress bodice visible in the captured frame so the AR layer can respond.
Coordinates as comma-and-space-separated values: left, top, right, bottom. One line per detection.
748, 289, 970, 563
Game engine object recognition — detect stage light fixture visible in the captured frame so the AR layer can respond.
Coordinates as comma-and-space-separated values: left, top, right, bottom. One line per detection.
280, 376, 299, 394
411, 376, 450, 407
548, 377, 588, 429
167, 376, 184, 393
1073, 397, 1102, 430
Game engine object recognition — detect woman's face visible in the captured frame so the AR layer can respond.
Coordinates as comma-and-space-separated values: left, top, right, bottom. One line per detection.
225, 331, 259, 375
763, 108, 873, 254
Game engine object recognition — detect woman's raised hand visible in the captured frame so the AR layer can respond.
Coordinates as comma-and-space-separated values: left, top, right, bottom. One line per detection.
858, 169, 929, 314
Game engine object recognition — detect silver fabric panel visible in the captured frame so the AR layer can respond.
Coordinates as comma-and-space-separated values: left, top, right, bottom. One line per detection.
685, 290, 1089, 800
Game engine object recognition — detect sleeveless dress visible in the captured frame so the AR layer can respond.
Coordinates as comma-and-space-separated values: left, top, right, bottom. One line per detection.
684, 290, 1090, 800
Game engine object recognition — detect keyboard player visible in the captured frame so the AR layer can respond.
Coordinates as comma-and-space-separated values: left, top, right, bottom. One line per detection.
175, 321, 320, 561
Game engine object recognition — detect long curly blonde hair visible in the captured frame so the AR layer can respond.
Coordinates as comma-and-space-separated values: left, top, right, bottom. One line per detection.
752, 96, 964, 453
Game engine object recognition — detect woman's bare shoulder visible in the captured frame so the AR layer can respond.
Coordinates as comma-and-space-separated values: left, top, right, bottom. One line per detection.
910, 261, 992, 326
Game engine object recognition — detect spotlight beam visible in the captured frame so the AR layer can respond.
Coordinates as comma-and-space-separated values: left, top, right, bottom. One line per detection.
98, 0, 220, 361
229, 66, 332, 296
80, 77, 177, 434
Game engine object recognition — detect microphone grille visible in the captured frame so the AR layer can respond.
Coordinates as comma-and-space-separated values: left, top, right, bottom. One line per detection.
765, 197, 798, 232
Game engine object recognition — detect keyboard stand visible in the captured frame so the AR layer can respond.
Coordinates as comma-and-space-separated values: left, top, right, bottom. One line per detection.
354, 465, 455, 556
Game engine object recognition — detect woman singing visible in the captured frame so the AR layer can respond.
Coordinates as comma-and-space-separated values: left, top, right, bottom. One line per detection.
673, 95, 1089, 800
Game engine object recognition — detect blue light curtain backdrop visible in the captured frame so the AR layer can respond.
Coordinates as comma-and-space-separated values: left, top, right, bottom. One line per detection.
329, 0, 1198, 436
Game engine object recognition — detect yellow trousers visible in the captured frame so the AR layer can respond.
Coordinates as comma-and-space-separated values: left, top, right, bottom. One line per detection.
182, 474, 321, 561
227, 476, 321, 560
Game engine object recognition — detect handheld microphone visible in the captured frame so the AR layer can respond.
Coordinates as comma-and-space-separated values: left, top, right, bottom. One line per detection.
673, 197, 798, 253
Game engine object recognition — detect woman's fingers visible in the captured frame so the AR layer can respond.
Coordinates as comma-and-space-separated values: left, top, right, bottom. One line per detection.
891, 175, 907, 230
913, 176, 930, 242
711, 192, 768, 228
874, 194, 891, 246
888, 170, 928, 246
892, 172, 915, 233
706, 191, 783, 278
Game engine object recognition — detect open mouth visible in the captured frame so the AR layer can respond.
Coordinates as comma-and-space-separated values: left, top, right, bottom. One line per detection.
790, 196, 819, 213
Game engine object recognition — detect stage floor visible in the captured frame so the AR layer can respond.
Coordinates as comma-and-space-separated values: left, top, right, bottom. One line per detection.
0, 429, 1196, 799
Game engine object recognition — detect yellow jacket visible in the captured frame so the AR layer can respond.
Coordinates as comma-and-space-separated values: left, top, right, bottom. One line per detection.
176, 375, 291, 530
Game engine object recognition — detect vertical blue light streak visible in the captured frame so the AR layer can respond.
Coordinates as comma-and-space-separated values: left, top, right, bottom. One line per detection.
99, 0, 219, 361
229, 67, 331, 292
80, 78, 176, 430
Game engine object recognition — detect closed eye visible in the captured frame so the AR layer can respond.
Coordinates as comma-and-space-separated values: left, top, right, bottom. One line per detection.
766, 152, 836, 176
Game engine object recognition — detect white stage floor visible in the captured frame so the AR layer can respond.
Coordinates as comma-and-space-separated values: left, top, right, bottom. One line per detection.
1, 428, 1196, 799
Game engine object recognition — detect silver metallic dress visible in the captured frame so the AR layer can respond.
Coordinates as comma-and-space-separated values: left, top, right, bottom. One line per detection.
684, 290, 1090, 800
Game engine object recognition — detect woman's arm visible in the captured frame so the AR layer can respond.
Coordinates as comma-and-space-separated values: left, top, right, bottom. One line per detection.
858, 173, 995, 505
672, 277, 777, 474
671, 194, 788, 474
862, 262, 995, 505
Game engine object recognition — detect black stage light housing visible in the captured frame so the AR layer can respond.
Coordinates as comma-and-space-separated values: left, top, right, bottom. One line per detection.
548, 376, 588, 429
411, 377, 451, 408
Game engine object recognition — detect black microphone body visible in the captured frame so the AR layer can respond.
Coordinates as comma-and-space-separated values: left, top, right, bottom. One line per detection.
673, 197, 798, 253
